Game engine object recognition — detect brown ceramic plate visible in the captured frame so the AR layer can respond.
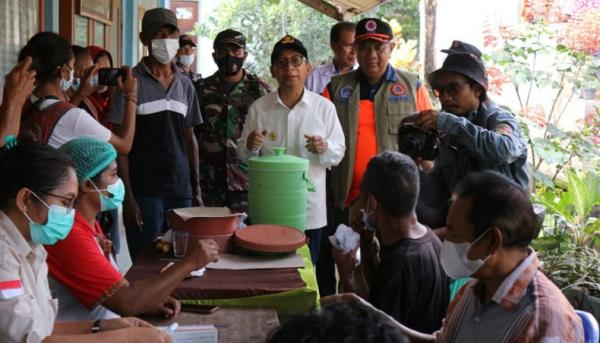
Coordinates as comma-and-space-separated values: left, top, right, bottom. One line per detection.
235, 224, 306, 253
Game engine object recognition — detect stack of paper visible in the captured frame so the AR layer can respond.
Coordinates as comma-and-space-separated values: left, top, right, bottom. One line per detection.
158, 324, 218, 343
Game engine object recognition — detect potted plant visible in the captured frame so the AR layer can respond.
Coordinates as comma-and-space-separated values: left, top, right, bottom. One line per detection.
532, 169, 600, 320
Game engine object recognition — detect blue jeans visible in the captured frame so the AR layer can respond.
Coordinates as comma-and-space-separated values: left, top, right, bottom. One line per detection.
125, 197, 191, 263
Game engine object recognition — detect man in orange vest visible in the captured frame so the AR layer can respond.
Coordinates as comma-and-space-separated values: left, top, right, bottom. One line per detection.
324, 18, 433, 229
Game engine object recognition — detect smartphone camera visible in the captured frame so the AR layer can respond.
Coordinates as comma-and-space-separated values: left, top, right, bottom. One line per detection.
97, 68, 127, 87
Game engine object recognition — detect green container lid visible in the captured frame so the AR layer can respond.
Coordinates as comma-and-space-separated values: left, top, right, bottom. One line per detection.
249, 147, 308, 172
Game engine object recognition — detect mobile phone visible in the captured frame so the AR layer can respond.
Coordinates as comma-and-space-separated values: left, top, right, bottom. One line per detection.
181, 304, 220, 314
97, 68, 126, 86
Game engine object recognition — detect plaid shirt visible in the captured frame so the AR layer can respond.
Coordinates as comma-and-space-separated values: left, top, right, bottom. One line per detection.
435, 250, 583, 343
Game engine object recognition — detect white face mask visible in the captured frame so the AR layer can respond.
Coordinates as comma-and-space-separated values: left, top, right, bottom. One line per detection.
60, 66, 75, 92
178, 54, 195, 67
440, 228, 491, 279
151, 39, 179, 64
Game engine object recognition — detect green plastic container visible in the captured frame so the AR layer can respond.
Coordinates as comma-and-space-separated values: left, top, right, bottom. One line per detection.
249, 147, 314, 232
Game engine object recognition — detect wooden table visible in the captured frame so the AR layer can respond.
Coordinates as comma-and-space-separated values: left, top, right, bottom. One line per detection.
145, 307, 280, 343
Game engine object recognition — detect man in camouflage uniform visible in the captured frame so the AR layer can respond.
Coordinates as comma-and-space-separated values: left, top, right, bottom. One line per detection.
194, 29, 271, 213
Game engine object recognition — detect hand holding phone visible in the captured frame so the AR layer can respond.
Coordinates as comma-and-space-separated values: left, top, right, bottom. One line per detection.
98, 68, 127, 86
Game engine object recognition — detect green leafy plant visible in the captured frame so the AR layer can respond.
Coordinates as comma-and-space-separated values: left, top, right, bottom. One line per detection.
532, 169, 600, 295
484, 20, 600, 190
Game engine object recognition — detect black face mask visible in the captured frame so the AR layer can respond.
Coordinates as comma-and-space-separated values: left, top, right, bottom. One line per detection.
215, 55, 244, 76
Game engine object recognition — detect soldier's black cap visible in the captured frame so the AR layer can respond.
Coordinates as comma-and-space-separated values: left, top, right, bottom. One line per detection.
441, 40, 482, 58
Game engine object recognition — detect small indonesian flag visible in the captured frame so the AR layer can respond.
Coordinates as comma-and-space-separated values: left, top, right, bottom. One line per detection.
0, 280, 24, 299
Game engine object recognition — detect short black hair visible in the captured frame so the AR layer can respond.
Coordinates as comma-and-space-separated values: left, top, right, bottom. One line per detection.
330, 21, 356, 44
453, 171, 540, 247
268, 302, 409, 343
18, 32, 73, 85
71, 45, 90, 60
361, 151, 420, 217
0, 140, 74, 209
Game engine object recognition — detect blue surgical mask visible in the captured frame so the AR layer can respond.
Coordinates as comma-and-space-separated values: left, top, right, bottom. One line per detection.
361, 198, 377, 232
178, 54, 195, 67
71, 77, 81, 91
22, 191, 75, 245
90, 178, 125, 211
91, 74, 99, 88
60, 65, 75, 92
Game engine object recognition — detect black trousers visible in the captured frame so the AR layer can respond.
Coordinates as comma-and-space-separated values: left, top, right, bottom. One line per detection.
316, 206, 348, 297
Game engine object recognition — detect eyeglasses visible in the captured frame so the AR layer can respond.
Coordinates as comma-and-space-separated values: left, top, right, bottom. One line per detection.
355, 41, 391, 54
433, 81, 469, 98
273, 55, 306, 69
38, 191, 77, 209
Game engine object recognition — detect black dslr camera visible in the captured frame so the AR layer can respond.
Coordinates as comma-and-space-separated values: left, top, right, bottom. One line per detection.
397, 114, 439, 160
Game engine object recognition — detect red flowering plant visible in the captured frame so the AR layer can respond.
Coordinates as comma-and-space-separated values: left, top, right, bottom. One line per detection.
483, 3, 600, 191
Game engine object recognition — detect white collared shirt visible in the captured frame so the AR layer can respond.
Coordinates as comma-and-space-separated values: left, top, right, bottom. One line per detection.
0, 211, 57, 342
238, 89, 346, 229
305, 61, 358, 94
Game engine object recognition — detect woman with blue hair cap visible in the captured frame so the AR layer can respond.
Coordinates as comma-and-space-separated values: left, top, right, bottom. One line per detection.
46, 137, 218, 322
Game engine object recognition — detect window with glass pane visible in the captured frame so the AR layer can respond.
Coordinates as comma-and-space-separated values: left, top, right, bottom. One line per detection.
0, 0, 38, 102
94, 20, 105, 46
75, 15, 89, 47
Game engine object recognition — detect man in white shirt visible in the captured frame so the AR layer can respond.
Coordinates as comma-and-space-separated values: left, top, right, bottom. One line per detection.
305, 21, 357, 94
305, 21, 357, 296
238, 35, 346, 265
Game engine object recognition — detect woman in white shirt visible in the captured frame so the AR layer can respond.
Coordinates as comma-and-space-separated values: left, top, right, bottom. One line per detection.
0, 140, 169, 343
18, 31, 137, 153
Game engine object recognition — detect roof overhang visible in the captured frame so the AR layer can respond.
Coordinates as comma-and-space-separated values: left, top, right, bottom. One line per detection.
297, 0, 388, 20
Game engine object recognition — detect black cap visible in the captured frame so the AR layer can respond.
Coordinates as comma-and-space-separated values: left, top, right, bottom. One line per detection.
441, 40, 482, 58
214, 29, 246, 49
179, 34, 196, 48
271, 35, 308, 64
141, 8, 179, 39
355, 18, 393, 43
427, 52, 488, 90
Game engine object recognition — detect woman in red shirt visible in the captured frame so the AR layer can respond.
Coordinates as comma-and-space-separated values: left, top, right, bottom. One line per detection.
83, 46, 114, 130
45, 137, 219, 321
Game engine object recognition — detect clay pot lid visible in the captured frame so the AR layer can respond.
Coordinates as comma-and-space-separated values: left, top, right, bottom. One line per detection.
235, 224, 306, 253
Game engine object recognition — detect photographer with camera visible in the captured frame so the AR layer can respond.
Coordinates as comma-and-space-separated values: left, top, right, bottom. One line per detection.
414, 50, 528, 233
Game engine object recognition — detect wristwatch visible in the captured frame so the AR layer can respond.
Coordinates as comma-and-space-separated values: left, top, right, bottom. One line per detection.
91, 319, 102, 333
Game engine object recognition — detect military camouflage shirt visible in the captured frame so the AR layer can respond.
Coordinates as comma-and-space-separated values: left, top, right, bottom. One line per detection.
194, 70, 271, 212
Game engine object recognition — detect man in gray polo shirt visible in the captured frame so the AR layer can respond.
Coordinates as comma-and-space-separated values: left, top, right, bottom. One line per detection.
110, 8, 203, 261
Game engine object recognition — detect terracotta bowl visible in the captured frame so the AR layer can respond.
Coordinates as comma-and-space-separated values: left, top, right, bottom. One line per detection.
234, 224, 306, 254
189, 233, 235, 254
167, 207, 242, 236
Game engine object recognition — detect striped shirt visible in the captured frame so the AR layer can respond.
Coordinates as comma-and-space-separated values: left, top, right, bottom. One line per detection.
435, 250, 583, 343
110, 59, 202, 198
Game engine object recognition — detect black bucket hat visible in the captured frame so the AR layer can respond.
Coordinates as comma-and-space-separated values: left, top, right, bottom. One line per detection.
427, 52, 488, 90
